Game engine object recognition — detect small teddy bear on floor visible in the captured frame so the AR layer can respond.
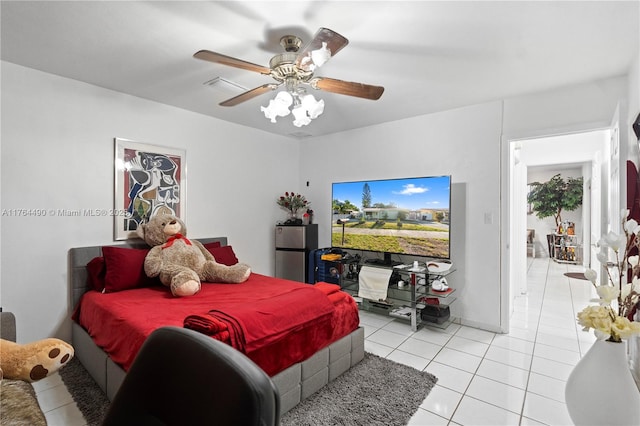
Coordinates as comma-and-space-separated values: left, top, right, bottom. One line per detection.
137, 214, 251, 297
0, 338, 74, 382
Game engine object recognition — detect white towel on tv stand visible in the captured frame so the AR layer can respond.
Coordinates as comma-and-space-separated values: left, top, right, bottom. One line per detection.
358, 266, 392, 301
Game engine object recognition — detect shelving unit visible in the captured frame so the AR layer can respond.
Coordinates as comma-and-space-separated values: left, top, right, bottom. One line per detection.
390, 265, 456, 331
551, 233, 579, 264
322, 259, 456, 331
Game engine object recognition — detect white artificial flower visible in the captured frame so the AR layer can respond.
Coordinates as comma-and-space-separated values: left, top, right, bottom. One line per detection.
628, 277, 640, 306
604, 231, 626, 252
597, 249, 608, 264
614, 234, 628, 251
622, 209, 630, 220
596, 285, 619, 303
584, 268, 598, 284
575, 209, 640, 342
625, 218, 639, 234
598, 236, 609, 248
615, 318, 640, 339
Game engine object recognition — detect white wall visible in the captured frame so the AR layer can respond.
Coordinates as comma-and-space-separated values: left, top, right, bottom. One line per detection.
0, 62, 301, 343
502, 76, 627, 139
301, 102, 504, 330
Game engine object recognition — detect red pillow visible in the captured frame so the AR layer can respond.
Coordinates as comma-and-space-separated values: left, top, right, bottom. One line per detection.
86, 256, 106, 292
207, 245, 239, 266
202, 241, 222, 251
102, 246, 153, 292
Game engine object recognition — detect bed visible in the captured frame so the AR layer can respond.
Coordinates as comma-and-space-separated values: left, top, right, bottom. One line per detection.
69, 237, 364, 414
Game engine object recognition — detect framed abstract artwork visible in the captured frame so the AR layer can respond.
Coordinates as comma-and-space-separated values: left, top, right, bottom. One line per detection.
114, 138, 186, 240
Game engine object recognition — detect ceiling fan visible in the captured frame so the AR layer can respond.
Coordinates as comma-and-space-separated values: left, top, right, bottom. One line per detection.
194, 28, 384, 126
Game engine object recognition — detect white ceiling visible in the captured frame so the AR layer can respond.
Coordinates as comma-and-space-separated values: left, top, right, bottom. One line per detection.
2, 1, 638, 139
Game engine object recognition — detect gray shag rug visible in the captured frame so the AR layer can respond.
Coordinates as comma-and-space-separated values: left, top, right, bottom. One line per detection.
281, 352, 438, 426
60, 352, 437, 426
58, 358, 110, 425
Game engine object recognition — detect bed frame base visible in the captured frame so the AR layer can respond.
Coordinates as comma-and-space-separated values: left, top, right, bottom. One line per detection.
72, 323, 364, 414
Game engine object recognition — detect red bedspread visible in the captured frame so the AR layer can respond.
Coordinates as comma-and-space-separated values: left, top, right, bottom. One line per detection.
75, 274, 359, 376
184, 286, 335, 352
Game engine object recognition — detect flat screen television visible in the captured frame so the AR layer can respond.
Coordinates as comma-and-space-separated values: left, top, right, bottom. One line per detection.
331, 175, 451, 264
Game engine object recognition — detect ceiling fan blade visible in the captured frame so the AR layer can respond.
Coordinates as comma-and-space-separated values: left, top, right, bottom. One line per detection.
310, 77, 384, 100
194, 50, 271, 75
295, 28, 349, 72
219, 84, 279, 107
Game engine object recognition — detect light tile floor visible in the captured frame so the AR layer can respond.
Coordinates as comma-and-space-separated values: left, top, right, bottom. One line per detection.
35, 257, 595, 425
400, 257, 595, 425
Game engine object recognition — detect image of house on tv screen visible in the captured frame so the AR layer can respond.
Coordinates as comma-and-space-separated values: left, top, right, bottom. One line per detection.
332, 176, 451, 259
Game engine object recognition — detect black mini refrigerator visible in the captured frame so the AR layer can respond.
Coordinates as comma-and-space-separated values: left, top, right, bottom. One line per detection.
275, 224, 318, 283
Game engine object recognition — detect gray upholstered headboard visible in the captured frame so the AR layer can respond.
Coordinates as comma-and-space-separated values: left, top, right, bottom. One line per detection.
68, 237, 228, 308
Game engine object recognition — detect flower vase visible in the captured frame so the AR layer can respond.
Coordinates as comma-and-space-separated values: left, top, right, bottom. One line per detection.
285, 211, 300, 224
565, 339, 640, 426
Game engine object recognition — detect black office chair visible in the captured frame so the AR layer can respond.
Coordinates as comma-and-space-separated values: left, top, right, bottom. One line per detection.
102, 326, 280, 426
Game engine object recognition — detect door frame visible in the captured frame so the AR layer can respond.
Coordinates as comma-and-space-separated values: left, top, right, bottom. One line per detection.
500, 125, 612, 333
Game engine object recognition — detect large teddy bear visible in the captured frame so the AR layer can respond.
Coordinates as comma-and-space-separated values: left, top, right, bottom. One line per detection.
0, 338, 74, 382
137, 214, 251, 297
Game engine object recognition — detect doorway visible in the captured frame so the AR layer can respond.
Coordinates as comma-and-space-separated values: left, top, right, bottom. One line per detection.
503, 129, 610, 332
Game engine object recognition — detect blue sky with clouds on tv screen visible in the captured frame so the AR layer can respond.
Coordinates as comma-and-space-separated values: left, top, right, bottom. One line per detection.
332, 176, 450, 211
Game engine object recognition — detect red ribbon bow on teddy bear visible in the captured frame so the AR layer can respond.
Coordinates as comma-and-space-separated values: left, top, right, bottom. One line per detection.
162, 233, 192, 249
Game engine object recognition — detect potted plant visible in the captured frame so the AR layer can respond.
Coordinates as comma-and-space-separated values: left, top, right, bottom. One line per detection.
528, 173, 583, 259
527, 173, 583, 231
277, 191, 310, 219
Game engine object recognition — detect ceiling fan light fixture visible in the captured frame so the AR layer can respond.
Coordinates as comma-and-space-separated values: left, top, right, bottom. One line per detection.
299, 42, 332, 72
260, 91, 293, 123
292, 105, 312, 127
195, 26, 383, 128
262, 90, 324, 127
301, 94, 324, 119
311, 42, 331, 68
